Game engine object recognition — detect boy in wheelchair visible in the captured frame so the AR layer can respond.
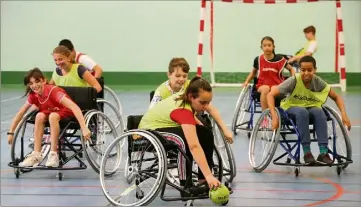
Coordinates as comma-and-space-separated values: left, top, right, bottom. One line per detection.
7, 68, 91, 167
267, 56, 351, 164
243, 36, 295, 115
139, 76, 221, 190
150, 57, 233, 143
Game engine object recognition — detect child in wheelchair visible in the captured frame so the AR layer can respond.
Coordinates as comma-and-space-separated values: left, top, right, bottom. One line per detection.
243, 36, 295, 127
150, 57, 233, 143
48, 45, 102, 93
267, 56, 351, 164
58, 39, 103, 78
139, 76, 221, 190
7, 68, 91, 167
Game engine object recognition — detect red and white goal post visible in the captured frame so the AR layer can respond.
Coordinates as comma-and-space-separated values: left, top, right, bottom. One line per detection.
196, 0, 347, 92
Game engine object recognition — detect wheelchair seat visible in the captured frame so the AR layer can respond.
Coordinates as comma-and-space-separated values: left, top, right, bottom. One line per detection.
150, 90, 155, 102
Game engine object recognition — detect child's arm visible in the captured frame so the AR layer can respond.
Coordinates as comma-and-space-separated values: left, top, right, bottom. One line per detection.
59, 97, 91, 139
206, 103, 233, 143
82, 70, 102, 93
243, 68, 257, 87
285, 64, 296, 76
328, 89, 351, 130
8, 103, 33, 144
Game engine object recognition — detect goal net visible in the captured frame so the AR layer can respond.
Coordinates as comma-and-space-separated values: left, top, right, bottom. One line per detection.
196, 0, 347, 92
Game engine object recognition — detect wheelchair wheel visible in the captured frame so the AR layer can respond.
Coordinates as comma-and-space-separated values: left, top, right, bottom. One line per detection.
97, 99, 125, 135
100, 130, 167, 206
249, 108, 281, 172
231, 85, 252, 135
212, 119, 236, 183
104, 85, 122, 115
10, 110, 50, 170
82, 110, 121, 175
323, 105, 352, 169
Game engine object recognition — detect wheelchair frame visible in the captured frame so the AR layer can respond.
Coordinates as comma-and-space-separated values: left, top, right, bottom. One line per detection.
249, 105, 353, 177
99, 111, 235, 206
8, 86, 121, 180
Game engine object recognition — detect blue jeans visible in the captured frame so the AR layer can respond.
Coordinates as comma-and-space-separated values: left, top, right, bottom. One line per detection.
286, 107, 328, 148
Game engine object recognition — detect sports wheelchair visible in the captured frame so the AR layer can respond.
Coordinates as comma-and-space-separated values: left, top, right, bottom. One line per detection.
8, 86, 122, 180
149, 90, 237, 183
231, 77, 287, 138
248, 105, 353, 177
99, 114, 233, 206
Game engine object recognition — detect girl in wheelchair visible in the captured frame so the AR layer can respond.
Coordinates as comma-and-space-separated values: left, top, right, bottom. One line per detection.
48, 45, 102, 93
150, 57, 233, 143
267, 56, 351, 164
139, 76, 221, 190
243, 36, 295, 112
7, 68, 91, 167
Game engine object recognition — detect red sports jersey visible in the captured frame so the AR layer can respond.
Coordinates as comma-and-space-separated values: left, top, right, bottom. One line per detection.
256, 54, 287, 89
27, 84, 74, 119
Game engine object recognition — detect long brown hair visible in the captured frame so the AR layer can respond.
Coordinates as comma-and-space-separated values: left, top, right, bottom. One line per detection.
23, 68, 46, 97
176, 76, 212, 108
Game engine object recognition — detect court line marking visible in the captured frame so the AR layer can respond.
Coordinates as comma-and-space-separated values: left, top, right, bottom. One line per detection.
1, 96, 22, 103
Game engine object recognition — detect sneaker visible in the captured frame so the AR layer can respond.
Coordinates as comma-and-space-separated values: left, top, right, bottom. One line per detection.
303, 152, 316, 164
317, 153, 333, 165
19, 151, 42, 167
46, 151, 59, 167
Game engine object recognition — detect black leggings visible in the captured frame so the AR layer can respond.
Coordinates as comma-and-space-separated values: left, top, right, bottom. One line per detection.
155, 125, 215, 181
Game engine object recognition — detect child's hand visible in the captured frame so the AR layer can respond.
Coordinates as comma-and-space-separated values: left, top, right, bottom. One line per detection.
7, 134, 14, 145
242, 82, 248, 88
271, 117, 279, 131
223, 129, 233, 144
341, 114, 351, 131
82, 128, 91, 140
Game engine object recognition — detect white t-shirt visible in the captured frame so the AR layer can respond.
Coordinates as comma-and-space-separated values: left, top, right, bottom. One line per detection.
306, 41, 318, 54
75, 52, 97, 71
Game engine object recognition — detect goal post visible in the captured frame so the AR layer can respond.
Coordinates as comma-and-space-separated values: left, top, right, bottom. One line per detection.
196, 0, 347, 92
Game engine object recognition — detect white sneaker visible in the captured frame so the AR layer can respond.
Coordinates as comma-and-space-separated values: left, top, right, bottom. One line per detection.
19, 151, 42, 167
45, 151, 59, 167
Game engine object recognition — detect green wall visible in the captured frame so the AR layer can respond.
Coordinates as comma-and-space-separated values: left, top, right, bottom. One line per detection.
1, 1, 360, 85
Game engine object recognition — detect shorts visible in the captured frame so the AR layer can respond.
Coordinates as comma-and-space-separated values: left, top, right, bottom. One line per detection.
40, 110, 74, 120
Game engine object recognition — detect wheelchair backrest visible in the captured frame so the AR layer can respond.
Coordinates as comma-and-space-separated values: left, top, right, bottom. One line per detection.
127, 115, 144, 130
150, 90, 155, 102
59, 86, 97, 111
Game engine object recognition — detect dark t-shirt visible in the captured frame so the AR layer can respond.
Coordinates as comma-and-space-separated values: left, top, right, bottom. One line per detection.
56, 64, 87, 79
253, 54, 289, 70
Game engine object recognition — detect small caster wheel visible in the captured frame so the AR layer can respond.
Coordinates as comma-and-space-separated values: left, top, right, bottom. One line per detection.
294, 167, 300, 177
136, 190, 144, 199
337, 166, 342, 175
247, 132, 251, 139
14, 168, 20, 179
286, 158, 291, 164
58, 172, 63, 181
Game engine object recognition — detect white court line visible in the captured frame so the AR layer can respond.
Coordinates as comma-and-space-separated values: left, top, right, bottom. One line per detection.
226, 124, 361, 128
1, 96, 22, 103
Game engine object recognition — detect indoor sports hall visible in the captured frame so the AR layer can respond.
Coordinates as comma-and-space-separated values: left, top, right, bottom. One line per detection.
1, 0, 360, 206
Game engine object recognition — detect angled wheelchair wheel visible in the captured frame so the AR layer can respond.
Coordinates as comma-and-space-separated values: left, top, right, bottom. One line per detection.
212, 119, 236, 183
10, 110, 50, 171
97, 99, 125, 136
231, 85, 252, 135
249, 108, 281, 172
82, 110, 121, 175
323, 105, 352, 170
100, 130, 167, 206
104, 86, 122, 115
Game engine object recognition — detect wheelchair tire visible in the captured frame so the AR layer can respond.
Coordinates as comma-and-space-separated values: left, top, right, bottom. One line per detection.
10, 110, 41, 164
82, 111, 121, 175
212, 119, 237, 183
323, 105, 352, 169
231, 85, 252, 135
96, 99, 125, 135
100, 130, 167, 206
248, 108, 281, 172
104, 86, 122, 115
